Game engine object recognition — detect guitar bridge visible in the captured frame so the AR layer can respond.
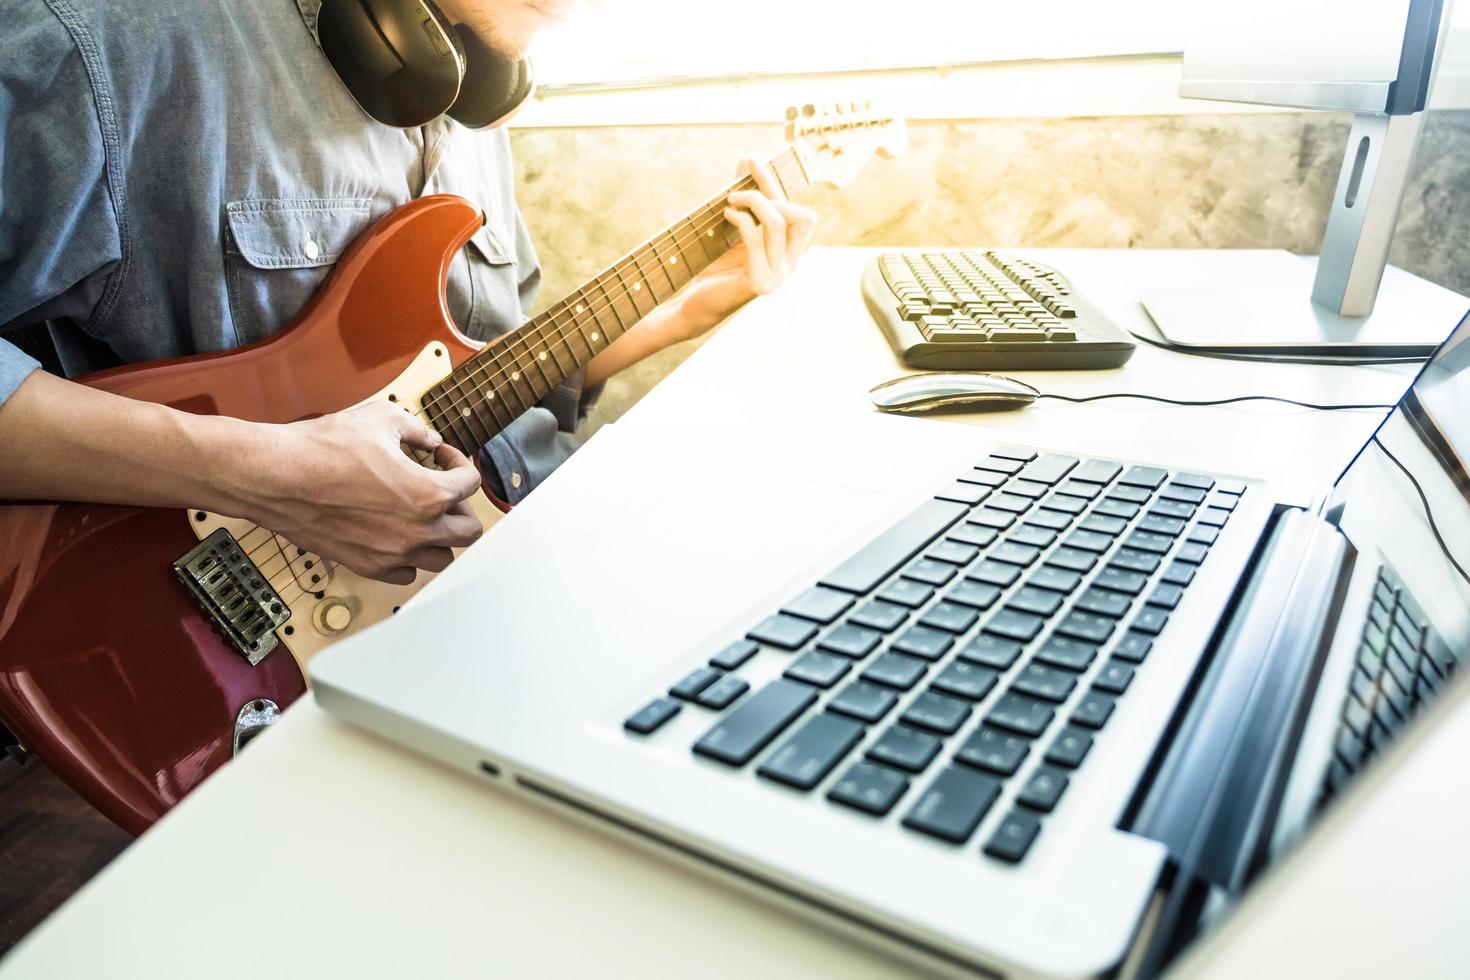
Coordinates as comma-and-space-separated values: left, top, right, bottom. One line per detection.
173, 528, 291, 665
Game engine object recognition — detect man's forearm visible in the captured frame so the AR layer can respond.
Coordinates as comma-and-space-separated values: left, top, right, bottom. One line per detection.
0, 370, 261, 514
584, 295, 717, 388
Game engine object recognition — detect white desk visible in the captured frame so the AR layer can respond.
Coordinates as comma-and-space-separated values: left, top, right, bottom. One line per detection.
1, 249, 1455, 979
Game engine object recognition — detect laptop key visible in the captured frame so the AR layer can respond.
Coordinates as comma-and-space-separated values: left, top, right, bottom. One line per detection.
1055, 479, 1101, 501
1159, 483, 1206, 504
1151, 498, 1195, 520
697, 675, 751, 709
1039, 493, 1087, 516
747, 614, 818, 651
1148, 584, 1185, 610
919, 602, 981, 635
758, 713, 866, 790
1072, 690, 1116, 729
819, 624, 883, 659
976, 454, 1025, 474
1132, 607, 1170, 636
986, 692, 1056, 737
829, 681, 900, 723
867, 724, 943, 773
928, 540, 980, 566
1112, 548, 1161, 574
1113, 632, 1153, 663
1188, 525, 1220, 546
1094, 659, 1136, 694
819, 498, 968, 595
1006, 586, 1064, 618
969, 559, 1021, 587
877, 579, 935, 609
961, 635, 1024, 670
1012, 663, 1078, 703
904, 558, 958, 586
1026, 508, 1074, 530
1029, 566, 1083, 593
932, 662, 1000, 701
984, 810, 1042, 863
1174, 472, 1215, 490
892, 625, 956, 661
1094, 498, 1141, 520
1056, 610, 1115, 644
1074, 587, 1132, 619
1139, 513, 1186, 536
1072, 459, 1123, 484
960, 468, 1010, 488
1016, 766, 1069, 812
949, 523, 1000, 548
1009, 524, 1058, 548
992, 541, 1041, 567
1063, 529, 1114, 554
955, 725, 1030, 775
1125, 530, 1175, 555
671, 666, 722, 701
984, 609, 1045, 642
784, 651, 853, 688
863, 652, 930, 690
849, 600, 910, 632
827, 761, 910, 816
902, 766, 1003, 843
1034, 635, 1098, 672
693, 680, 818, 766
970, 507, 1016, 530
1119, 465, 1167, 489
902, 691, 973, 735
1021, 453, 1078, 485
782, 587, 856, 625
946, 580, 1002, 610
624, 697, 681, 735
709, 639, 758, 671
1080, 513, 1127, 536
936, 481, 989, 506
1046, 547, 1097, 572
1161, 561, 1196, 586
1109, 485, 1152, 504
1044, 726, 1093, 768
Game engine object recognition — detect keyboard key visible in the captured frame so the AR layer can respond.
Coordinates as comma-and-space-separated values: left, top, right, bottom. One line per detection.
1080, 513, 1127, 536
1119, 465, 1167, 489
1005, 586, 1062, 618
1148, 584, 1185, 610
820, 498, 967, 595
1187, 525, 1220, 546
931, 661, 1000, 702
949, 523, 1000, 548
1072, 459, 1122, 484
1151, 498, 1196, 520
1008, 524, 1058, 548
893, 625, 956, 661
1131, 607, 1170, 636
867, 724, 943, 773
747, 614, 818, 650
697, 674, 751, 709
904, 558, 957, 586
1096, 565, 1148, 596
1159, 484, 1207, 505
1074, 587, 1132, 619
1034, 635, 1099, 672
987, 493, 1033, 514
1016, 766, 1069, 812
961, 635, 1024, 670
863, 652, 930, 690
959, 468, 1010, 488
970, 507, 1016, 530
1207, 492, 1239, 513
1012, 662, 1078, 703
829, 681, 900, 723
877, 579, 935, 609
986, 692, 1056, 737
1056, 610, 1115, 644
1161, 562, 1196, 587
969, 559, 1022, 587
758, 713, 866, 790
976, 454, 1025, 474
1094, 498, 1141, 520
1007, 479, 1051, 500
624, 697, 681, 734
1026, 508, 1074, 530
990, 446, 1038, 462
1055, 479, 1101, 501
671, 666, 722, 701
849, 600, 910, 632
946, 580, 1002, 610
983, 609, 1045, 642
827, 761, 910, 816
1094, 658, 1136, 694
818, 624, 883, 659
1039, 493, 1088, 516
1021, 453, 1078, 485
919, 602, 980, 635
936, 481, 989, 506
1198, 506, 1232, 528
1109, 485, 1153, 504
902, 691, 973, 735
902, 766, 1002, 843
984, 810, 1042, 863
693, 680, 818, 766
782, 587, 857, 625
784, 650, 853, 688
1046, 547, 1097, 572
1124, 530, 1174, 555
1113, 632, 1153, 663
1111, 548, 1161, 574
955, 725, 1030, 775
709, 639, 758, 671
1063, 529, 1114, 554
1072, 690, 1116, 729
1174, 472, 1215, 491
1044, 726, 1093, 768
1139, 514, 1186, 536
928, 540, 980, 566
1217, 480, 1246, 495
1029, 566, 1082, 593
993, 541, 1041, 567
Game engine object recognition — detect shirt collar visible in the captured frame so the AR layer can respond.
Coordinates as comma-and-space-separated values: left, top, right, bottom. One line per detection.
294, 0, 323, 41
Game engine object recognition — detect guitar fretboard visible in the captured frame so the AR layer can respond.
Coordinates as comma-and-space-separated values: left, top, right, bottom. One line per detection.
421, 147, 809, 455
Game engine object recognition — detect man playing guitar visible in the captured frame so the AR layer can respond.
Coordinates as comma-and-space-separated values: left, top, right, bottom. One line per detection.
0, 0, 817, 587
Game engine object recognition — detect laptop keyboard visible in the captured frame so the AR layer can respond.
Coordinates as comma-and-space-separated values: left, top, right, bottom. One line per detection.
1320, 565, 1461, 804
624, 447, 1245, 864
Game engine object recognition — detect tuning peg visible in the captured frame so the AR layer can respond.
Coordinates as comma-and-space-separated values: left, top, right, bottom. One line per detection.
801, 104, 816, 118
785, 106, 798, 121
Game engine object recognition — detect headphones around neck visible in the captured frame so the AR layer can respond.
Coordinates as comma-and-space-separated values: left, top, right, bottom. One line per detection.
317, 0, 534, 129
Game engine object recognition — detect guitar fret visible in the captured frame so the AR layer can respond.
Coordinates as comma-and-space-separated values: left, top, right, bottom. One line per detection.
614, 260, 653, 320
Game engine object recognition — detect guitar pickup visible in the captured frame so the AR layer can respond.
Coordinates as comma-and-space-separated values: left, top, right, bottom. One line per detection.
173, 528, 291, 665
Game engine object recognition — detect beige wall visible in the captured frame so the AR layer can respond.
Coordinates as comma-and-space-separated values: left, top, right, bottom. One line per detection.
509, 111, 1470, 432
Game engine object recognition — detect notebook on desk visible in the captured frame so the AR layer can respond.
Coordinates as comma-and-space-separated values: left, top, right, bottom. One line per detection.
311, 313, 1470, 977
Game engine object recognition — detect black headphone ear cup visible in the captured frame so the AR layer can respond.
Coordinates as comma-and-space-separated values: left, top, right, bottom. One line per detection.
318, 0, 465, 127
445, 25, 534, 129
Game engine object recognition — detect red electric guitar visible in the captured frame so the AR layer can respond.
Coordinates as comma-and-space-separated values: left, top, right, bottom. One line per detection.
0, 104, 905, 833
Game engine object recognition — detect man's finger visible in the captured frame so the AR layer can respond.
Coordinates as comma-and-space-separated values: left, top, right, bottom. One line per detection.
744, 157, 786, 202
402, 546, 456, 574
374, 565, 419, 586
424, 509, 484, 549
772, 200, 818, 269
728, 190, 786, 281
387, 404, 442, 453
724, 207, 771, 291
430, 441, 484, 502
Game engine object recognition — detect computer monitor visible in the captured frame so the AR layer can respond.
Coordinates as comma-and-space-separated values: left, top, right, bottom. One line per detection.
1141, 0, 1470, 356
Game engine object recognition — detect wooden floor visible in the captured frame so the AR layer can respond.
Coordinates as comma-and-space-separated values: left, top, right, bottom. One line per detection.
0, 758, 131, 957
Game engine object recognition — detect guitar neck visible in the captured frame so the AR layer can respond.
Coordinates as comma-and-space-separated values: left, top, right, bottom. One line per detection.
422, 146, 809, 455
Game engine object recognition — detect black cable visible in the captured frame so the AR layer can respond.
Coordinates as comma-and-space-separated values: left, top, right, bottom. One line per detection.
1125, 327, 1430, 368
1037, 392, 1396, 411
1372, 435, 1470, 588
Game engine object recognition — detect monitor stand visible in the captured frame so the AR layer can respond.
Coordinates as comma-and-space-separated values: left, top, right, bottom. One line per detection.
1140, 112, 1469, 357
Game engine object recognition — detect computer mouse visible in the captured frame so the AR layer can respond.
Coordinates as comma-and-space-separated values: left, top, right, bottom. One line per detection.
868, 372, 1040, 414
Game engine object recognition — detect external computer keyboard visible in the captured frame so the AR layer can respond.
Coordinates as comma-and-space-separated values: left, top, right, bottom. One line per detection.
861, 250, 1136, 370
624, 446, 1243, 865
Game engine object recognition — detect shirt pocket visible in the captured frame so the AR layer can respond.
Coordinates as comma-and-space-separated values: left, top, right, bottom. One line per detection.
457, 222, 524, 344
223, 198, 375, 345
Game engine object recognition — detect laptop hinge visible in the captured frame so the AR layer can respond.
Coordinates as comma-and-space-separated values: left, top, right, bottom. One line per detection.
1128, 507, 1354, 894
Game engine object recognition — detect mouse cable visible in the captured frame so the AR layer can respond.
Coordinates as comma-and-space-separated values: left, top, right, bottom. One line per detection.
1036, 392, 1395, 412
1371, 435, 1470, 588
1125, 327, 1429, 368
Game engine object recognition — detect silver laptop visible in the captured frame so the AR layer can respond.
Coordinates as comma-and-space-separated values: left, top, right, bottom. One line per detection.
312, 315, 1470, 977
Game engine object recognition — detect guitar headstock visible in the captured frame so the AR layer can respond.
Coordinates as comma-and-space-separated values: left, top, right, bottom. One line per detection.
784, 101, 908, 189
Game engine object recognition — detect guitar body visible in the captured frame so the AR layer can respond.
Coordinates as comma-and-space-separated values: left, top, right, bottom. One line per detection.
0, 196, 496, 833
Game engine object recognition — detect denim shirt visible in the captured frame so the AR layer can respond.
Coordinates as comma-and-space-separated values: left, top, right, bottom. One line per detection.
0, 0, 590, 503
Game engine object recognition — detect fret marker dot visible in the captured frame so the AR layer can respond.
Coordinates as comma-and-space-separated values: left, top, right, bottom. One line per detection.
669, 256, 678, 265
576, 303, 585, 313
461, 407, 471, 418
591, 332, 600, 341
707, 229, 715, 236
538, 352, 547, 361
512, 372, 520, 381
633, 282, 642, 291
485, 392, 495, 402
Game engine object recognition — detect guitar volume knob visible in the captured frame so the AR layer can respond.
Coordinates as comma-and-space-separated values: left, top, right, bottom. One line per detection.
313, 598, 354, 635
